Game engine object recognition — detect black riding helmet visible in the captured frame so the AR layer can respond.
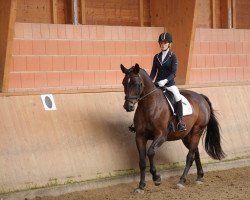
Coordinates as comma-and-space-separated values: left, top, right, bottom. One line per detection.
158, 32, 173, 43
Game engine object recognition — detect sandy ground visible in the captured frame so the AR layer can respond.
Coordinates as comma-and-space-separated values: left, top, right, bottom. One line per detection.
28, 166, 250, 200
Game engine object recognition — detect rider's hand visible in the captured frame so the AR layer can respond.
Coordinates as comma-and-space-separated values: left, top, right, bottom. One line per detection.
158, 79, 168, 87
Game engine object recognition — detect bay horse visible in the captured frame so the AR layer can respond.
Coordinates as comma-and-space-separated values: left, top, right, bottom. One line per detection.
120, 63, 225, 193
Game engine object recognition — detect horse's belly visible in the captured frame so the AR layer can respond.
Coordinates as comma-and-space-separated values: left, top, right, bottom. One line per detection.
167, 131, 186, 141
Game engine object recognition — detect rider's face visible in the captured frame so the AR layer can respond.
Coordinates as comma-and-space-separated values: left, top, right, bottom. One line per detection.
159, 41, 169, 51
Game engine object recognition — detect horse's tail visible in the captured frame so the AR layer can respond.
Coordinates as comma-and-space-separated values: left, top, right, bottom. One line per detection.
201, 94, 226, 160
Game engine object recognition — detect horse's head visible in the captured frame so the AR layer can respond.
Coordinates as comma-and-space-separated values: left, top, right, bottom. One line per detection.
120, 63, 144, 112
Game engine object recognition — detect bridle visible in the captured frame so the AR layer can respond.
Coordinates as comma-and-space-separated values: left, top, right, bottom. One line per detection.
124, 74, 157, 104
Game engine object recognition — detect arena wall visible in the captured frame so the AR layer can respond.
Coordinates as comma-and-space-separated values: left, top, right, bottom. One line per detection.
1, 84, 250, 193
10, 23, 162, 92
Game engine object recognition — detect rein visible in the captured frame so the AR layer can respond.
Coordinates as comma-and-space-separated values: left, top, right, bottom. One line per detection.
125, 88, 158, 103
138, 88, 158, 101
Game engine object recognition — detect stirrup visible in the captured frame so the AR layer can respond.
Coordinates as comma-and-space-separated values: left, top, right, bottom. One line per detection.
128, 124, 136, 133
177, 121, 187, 132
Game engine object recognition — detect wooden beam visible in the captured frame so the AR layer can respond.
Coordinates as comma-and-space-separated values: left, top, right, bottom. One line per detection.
220, 0, 232, 28
211, 0, 216, 28
227, 0, 232, 28
64, 0, 73, 24
150, 0, 198, 85
231, 0, 236, 28
0, 0, 17, 92
51, 0, 58, 24
80, 0, 86, 24
139, 0, 144, 26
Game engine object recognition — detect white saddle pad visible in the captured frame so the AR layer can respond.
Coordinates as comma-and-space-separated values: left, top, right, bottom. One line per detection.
166, 95, 193, 116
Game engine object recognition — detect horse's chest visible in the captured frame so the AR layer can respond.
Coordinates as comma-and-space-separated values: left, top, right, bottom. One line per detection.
144, 131, 154, 140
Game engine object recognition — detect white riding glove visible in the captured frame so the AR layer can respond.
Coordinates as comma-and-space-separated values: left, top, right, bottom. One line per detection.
158, 79, 168, 87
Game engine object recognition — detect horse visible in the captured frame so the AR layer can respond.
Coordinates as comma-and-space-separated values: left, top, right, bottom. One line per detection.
120, 63, 225, 193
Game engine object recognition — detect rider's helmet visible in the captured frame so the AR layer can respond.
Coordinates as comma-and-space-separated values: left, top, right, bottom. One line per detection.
158, 32, 173, 43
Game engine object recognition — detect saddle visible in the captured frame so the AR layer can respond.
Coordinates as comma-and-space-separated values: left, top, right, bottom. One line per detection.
160, 87, 193, 116
162, 89, 177, 115
160, 87, 191, 132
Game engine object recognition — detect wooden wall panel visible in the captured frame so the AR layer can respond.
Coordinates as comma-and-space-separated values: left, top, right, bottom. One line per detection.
16, 0, 151, 26
83, 0, 151, 26
211, 0, 222, 28
57, 0, 67, 23
85, 0, 139, 26
53, 0, 67, 24
234, 0, 250, 29
143, 0, 151, 26
196, 0, 212, 28
16, 0, 53, 23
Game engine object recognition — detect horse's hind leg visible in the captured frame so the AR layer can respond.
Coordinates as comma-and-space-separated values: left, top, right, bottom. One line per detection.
178, 134, 202, 188
178, 148, 196, 188
195, 149, 204, 184
147, 136, 165, 186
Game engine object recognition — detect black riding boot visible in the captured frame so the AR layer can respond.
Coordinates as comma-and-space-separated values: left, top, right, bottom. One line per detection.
176, 100, 187, 132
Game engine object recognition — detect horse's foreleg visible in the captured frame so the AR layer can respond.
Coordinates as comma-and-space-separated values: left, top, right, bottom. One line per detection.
195, 149, 204, 184
147, 136, 165, 186
135, 137, 147, 193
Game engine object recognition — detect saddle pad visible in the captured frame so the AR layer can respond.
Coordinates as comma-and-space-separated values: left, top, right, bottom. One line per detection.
166, 95, 193, 116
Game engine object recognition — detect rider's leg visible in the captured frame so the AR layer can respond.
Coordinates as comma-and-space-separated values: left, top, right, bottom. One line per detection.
176, 100, 187, 131
166, 86, 187, 131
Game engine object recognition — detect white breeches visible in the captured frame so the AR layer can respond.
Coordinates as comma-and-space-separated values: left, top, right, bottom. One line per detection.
165, 85, 182, 102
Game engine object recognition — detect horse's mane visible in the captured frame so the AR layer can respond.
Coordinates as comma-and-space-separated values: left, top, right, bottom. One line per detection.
139, 68, 152, 82
139, 68, 153, 83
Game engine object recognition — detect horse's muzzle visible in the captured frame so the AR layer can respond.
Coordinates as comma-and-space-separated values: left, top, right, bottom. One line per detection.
123, 100, 135, 112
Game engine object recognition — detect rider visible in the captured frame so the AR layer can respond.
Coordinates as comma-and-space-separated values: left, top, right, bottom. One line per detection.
150, 32, 187, 132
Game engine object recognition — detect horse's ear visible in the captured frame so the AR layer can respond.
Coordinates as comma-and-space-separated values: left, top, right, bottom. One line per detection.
134, 63, 140, 74
120, 64, 128, 74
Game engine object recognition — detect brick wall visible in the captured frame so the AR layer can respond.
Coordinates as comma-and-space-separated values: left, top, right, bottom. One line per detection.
190, 28, 250, 84
10, 23, 164, 92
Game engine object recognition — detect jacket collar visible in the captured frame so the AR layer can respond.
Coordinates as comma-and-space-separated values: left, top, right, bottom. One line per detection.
157, 51, 172, 65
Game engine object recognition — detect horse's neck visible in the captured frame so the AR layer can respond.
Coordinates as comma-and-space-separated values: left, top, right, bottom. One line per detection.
142, 78, 156, 96
137, 82, 157, 110
143, 85, 155, 96
139, 71, 154, 91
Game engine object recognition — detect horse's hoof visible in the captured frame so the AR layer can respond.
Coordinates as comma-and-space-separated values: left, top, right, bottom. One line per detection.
196, 180, 204, 185
154, 179, 161, 186
177, 183, 185, 189
134, 188, 144, 194
153, 175, 161, 186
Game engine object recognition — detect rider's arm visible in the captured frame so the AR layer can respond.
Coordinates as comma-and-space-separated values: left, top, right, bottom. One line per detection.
150, 55, 157, 81
166, 53, 177, 82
